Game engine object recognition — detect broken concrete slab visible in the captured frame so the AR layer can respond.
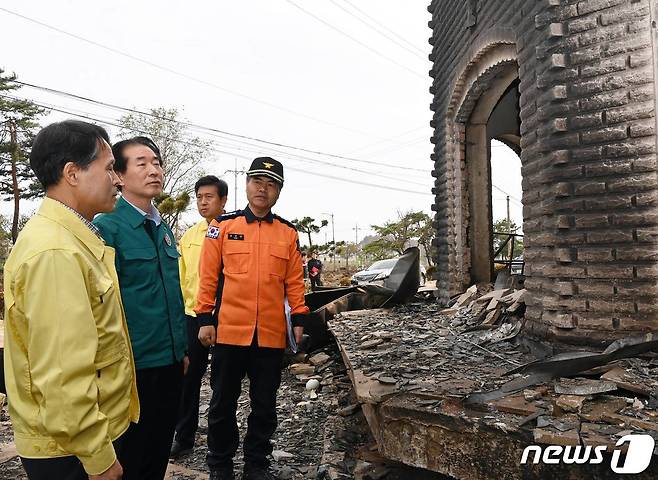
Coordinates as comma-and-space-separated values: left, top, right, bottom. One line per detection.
580, 422, 622, 452
289, 363, 316, 376
272, 450, 295, 462
579, 396, 627, 422
309, 352, 331, 366
0, 443, 17, 465
532, 427, 580, 446
523, 386, 548, 401
555, 395, 586, 413
554, 377, 617, 395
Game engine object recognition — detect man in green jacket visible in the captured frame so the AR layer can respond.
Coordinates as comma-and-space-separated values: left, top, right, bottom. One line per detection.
94, 136, 187, 480
4, 120, 139, 480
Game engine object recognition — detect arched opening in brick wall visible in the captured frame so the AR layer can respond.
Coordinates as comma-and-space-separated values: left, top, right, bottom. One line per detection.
465, 78, 521, 284
441, 41, 522, 294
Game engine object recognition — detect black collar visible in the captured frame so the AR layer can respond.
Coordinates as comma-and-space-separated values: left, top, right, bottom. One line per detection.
244, 205, 274, 224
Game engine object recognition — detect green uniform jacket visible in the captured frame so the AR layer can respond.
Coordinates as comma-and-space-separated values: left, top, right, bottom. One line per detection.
93, 196, 186, 369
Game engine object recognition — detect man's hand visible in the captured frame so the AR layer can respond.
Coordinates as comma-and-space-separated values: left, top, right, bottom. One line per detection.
183, 355, 190, 375
294, 326, 304, 345
89, 459, 122, 480
199, 325, 216, 347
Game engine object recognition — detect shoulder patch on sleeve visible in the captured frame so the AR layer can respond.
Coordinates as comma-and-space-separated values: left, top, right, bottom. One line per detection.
273, 214, 297, 231
214, 210, 244, 225
206, 225, 220, 239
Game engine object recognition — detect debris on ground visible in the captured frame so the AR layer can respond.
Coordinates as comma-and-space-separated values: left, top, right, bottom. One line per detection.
0, 337, 448, 480
329, 287, 658, 479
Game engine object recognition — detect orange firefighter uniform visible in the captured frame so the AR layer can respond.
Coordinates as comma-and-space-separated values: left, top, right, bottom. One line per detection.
194, 207, 309, 348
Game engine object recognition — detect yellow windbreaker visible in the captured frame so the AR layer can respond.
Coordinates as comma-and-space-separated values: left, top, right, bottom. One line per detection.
179, 219, 208, 317
3, 198, 139, 475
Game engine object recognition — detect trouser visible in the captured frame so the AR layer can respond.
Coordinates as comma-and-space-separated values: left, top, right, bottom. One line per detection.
120, 361, 184, 480
21, 438, 123, 480
174, 315, 210, 447
207, 337, 284, 470
310, 275, 322, 290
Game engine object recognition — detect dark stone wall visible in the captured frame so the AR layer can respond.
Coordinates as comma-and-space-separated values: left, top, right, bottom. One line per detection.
429, 0, 658, 345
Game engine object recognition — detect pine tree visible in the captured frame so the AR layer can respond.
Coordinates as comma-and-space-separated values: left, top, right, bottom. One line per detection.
291, 216, 328, 248
0, 70, 45, 242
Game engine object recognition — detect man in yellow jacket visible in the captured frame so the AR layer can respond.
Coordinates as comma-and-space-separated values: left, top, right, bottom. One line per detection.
3, 120, 139, 480
171, 175, 228, 458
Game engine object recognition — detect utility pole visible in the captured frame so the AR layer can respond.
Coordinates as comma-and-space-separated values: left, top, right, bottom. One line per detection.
224, 158, 245, 211
353, 224, 360, 268
506, 195, 510, 225
322, 212, 336, 269
9, 120, 20, 244
506, 195, 513, 261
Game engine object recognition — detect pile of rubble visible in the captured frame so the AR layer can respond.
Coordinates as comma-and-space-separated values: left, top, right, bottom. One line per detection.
440, 285, 526, 325
330, 299, 532, 405
329, 291, 658, 478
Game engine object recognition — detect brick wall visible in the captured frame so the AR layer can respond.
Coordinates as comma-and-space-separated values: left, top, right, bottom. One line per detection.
429, 0, 658, 345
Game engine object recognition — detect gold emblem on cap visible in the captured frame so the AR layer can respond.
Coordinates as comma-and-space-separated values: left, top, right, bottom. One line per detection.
263, 162, 274, 169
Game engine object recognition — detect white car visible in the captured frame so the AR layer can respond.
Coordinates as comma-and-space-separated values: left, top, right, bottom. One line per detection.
351, 258, 426, 285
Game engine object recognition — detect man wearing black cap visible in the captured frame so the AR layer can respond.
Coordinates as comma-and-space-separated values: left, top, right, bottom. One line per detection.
195, 157, 309, 480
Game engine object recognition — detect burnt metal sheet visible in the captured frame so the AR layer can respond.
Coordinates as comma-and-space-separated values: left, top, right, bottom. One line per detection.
467, 332, 658, 405
381, 246, 420, 306
304, 286, 360, 312
508, 332, 658, 376
301, 248, 421, 350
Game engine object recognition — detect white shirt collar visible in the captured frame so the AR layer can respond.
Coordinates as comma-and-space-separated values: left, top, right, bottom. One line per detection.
123, 197, 162, 226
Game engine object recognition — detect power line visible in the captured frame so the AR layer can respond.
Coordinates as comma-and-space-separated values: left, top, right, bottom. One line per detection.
13, 80, 429, 173
6, 90, 431, 187
358, 134, 430, 159
341, 0, 427, 56
492, 183, 522, 205
0, 6, 386, 139
1, 94, 432, 196
328, 0, 426, 61
347, 124, 429, 154
284, 0, 426, 80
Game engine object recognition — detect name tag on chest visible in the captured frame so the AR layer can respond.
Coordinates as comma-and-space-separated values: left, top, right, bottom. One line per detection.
228, 233, 244, 241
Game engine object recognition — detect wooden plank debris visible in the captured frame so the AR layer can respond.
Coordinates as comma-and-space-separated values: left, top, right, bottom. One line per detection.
475, 288, 512, 303
493, 393, 540, 416
601, 367, 658, 396
482, 307, 502, 326
453, 285, 477, 308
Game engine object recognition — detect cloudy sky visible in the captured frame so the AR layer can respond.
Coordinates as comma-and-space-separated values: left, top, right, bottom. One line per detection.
0, 1, 522, 245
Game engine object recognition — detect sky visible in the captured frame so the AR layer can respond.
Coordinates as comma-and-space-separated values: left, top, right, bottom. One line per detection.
0, 1, 522, 245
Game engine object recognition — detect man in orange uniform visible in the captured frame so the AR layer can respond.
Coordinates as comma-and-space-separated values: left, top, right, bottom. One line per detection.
195, 157, 308, 480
